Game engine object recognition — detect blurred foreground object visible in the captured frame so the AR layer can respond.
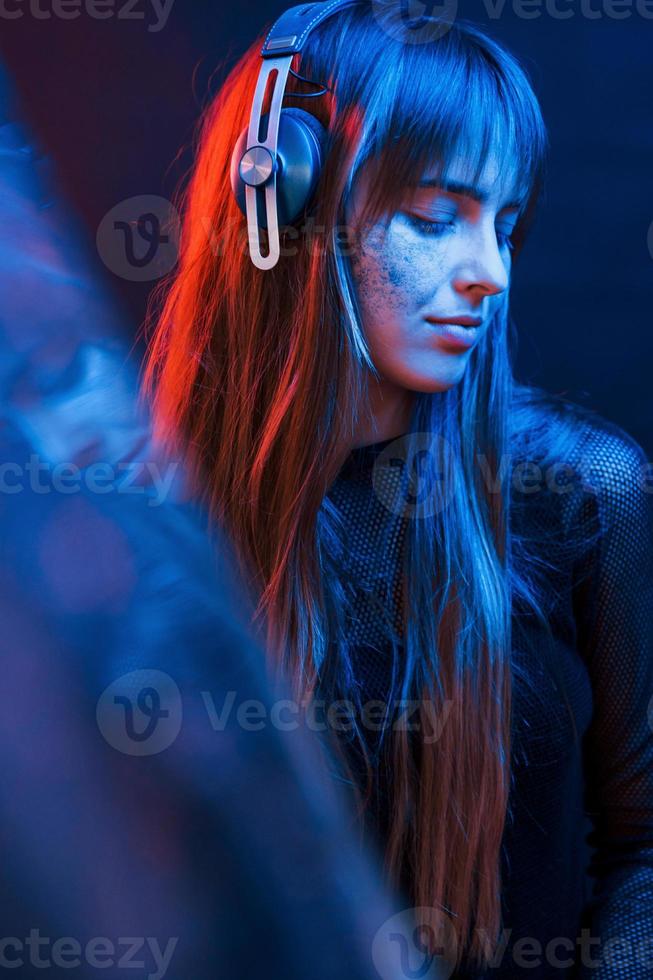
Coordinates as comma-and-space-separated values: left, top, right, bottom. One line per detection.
0, 62, 426, 980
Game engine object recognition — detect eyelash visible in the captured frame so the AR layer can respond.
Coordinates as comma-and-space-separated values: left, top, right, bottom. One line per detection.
407, 216, 515, 253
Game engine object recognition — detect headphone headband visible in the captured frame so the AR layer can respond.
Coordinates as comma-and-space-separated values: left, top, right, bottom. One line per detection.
261, 0, 359, 57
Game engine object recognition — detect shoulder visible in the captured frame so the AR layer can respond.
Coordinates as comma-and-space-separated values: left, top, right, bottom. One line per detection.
510, 383, 649, 477
574, 418, 651, 555
509, 385, 652, 550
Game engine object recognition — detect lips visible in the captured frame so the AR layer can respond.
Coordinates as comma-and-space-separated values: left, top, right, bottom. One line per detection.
424, 315, 483, 328
424, 317, 481, 351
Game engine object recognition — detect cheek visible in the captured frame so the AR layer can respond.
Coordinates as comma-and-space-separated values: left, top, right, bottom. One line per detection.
350, 223, 447, 339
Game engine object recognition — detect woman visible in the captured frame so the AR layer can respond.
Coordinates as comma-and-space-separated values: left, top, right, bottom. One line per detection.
141, 4, 653, 977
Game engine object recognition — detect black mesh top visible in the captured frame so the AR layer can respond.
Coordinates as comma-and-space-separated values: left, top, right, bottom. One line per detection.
324, 414, 653, 980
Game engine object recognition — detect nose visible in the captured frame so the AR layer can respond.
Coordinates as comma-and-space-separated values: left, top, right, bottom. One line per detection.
451, 220, 510, 305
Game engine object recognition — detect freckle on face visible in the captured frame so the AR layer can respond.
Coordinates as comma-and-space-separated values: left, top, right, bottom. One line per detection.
349, 222, 470, 395
352, 221, 442, 327
347, 170, 446, 321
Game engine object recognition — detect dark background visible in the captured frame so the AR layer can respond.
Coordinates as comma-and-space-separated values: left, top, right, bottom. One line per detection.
1, 0, 651, 453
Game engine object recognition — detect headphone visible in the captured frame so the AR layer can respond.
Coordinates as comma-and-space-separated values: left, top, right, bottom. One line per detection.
229, 0, 359, 271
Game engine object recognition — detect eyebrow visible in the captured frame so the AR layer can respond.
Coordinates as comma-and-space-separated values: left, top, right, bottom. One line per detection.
416, 177, 523, 212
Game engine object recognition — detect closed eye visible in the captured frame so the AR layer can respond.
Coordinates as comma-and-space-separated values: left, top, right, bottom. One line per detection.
406, 213, 515, 252
404, 214, 455, 237
496, 229, 515, 252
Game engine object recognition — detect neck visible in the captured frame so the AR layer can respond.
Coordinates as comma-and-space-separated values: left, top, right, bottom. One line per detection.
350, 373, 416, 450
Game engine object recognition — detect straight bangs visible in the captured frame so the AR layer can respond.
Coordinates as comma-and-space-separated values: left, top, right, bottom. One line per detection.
335, 16, 548, 240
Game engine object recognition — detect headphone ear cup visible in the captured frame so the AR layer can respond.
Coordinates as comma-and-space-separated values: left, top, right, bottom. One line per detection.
230, 107, 327, 230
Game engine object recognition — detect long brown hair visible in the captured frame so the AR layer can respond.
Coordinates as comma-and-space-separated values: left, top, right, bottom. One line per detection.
141, 4, 559, 970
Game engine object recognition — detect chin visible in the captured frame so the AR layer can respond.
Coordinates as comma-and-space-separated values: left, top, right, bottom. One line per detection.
399, 372, 464, 394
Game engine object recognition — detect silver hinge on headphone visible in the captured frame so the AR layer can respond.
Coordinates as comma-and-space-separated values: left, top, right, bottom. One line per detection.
241, 54, 294, 270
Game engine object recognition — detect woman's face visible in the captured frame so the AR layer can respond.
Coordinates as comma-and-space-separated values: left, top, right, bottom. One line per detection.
345, 154, 522, 395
